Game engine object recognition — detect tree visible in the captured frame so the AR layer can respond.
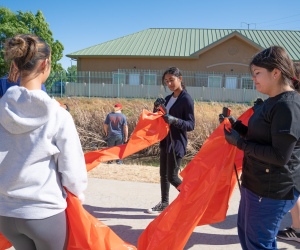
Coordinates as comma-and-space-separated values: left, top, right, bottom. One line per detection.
67, 65, 77, 82
0, 7, 64, 79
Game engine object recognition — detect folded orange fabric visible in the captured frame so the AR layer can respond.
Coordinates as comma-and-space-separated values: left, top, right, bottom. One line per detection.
137, 108, 253, 250
85, 109, 169, 171
66, 190, 136, 250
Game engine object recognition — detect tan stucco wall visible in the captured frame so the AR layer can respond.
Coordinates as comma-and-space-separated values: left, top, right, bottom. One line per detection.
76, 37, 260, 74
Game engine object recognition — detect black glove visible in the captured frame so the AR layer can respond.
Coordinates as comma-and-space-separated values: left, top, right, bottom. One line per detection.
218, 114, 225, 124
154, 98, 165, 107
153, 98, 166, 112
163, 114, 178, 125
219, 115, 236, 125
253, 98, 264, 112
224, 126, 241, 147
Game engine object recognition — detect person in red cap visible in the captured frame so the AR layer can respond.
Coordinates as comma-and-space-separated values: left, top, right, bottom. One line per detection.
103, 103, 128, 164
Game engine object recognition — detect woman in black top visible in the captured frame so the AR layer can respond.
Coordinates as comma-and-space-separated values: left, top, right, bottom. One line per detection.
224, 46, 300, 249
277, 62, 300, 242
146, 67, 195, 214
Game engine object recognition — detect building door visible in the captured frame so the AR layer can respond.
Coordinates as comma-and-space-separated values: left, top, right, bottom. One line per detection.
225, 77, 237, 89
129, 73, 140, 85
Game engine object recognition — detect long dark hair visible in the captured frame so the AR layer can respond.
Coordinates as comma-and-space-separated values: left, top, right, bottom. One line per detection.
250, 46, 299, 90
161, 67, 186, 90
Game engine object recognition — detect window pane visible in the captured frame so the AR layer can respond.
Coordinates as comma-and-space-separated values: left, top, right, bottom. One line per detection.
129, 74, 140, 85
195, 73, 208, 87
113, 73, 126, 85
208, 76, 222, 88
144, 74, 157, 85
225, 77, 237, 89
241, 77, 254, 89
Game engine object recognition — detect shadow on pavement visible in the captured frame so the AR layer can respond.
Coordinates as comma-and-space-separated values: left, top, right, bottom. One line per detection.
83, 204, 300, 250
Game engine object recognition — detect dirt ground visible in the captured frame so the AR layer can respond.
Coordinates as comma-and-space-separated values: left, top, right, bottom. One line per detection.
88, 162, 161, 183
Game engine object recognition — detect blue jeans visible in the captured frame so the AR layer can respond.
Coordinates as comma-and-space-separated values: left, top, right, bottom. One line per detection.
238, 186, 299, 250
107, 135, 123, 163
107, 135, 123, 147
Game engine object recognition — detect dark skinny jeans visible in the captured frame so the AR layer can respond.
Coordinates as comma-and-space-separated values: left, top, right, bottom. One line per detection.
160, 147, 182, 204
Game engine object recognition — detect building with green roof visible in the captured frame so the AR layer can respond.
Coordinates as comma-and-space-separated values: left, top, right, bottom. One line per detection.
64, 28, 300, 100
67, 28, 300, 73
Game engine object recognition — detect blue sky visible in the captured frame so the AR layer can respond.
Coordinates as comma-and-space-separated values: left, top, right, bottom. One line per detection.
1, 0, 300, 70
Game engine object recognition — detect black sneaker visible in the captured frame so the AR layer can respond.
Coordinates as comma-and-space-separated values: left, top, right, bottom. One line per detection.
146, 202, 168, 214
277, 227, 300, 243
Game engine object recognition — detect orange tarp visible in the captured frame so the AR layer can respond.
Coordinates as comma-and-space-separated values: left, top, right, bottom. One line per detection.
0, 234, 10, 250
66, 190, 136, 250
85, 109, 169, 171
137, 108, 253, 250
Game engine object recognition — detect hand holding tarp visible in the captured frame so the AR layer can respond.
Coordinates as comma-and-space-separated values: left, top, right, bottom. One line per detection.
219, 107, 235, 124
219, 115, 237, 125
163, 114, 178, 125
153, 98, 166, 112
224, 126, 241, 147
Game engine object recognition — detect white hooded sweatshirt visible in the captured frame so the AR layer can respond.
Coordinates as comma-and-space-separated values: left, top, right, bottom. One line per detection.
0, 86, 87, 219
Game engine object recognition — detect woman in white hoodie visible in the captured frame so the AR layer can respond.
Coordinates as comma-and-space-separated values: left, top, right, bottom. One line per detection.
0, 34, 87, 250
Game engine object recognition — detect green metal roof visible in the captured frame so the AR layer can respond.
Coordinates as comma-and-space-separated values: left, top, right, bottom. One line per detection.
67, 28, 300, 60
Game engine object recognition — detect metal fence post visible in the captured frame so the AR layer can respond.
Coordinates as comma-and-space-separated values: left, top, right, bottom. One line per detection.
88, 71, 91, 98
117, 69, 120, 98
60, 72, 63, 98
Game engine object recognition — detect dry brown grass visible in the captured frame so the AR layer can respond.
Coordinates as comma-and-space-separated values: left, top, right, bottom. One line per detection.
56, 97, 251, 163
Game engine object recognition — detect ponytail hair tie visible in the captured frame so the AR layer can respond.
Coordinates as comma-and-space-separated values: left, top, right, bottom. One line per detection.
292, 77, 300, 91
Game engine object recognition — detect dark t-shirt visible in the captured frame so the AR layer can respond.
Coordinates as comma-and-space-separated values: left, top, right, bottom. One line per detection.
104, 112, 127, 137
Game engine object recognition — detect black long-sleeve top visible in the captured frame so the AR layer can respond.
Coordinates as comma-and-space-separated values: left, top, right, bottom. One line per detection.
160, 89, 195, 158
237, 91, 300, 199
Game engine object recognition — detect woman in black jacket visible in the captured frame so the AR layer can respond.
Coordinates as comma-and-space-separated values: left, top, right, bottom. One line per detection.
147, 67, 195, 214
224, 46, 300, 249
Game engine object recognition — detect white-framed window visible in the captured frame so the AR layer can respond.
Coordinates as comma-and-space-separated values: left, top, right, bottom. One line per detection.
225, 77, 237, 89
208, 76, 222, 88
112, 73, 126, 85
129, 73, 140, 85
195, 73, 208, 87
144, 73, 157, 85
241, 77, 254, 89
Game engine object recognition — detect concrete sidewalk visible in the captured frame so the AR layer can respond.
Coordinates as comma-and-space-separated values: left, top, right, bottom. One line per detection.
83, 178, 299, 250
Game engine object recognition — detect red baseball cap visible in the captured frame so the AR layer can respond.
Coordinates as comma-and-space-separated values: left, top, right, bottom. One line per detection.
114, 103, 122, 110
114, 103, 122, 108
